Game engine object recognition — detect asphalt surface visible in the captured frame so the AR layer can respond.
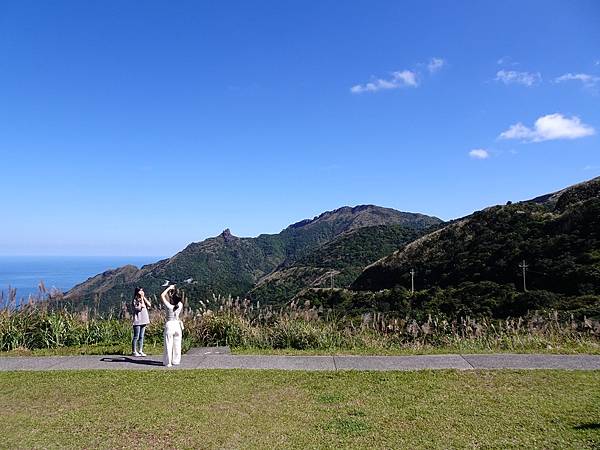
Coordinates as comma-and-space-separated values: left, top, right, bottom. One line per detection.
1, 347, 600, 371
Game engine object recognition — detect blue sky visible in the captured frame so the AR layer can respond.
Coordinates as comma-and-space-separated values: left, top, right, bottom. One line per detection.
1, 1, 599, 256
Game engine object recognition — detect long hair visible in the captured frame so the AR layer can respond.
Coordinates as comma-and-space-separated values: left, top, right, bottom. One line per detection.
132, 287, 143, 301
169, 289, 183, 311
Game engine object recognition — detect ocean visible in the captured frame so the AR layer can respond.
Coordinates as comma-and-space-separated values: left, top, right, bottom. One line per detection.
0, 256, 161, 301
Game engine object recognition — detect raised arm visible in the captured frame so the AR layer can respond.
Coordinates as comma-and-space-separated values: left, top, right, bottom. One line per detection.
160, 285, 175, 308
142, 294, 151, 308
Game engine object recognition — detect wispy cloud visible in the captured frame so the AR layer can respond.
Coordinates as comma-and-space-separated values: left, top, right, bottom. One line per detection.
469, 149, 490, 159
350, 70, 418, 94
351, 57, 445, 94
584, 164, 600, 171
499, 113, 595, 142
393, 70, 418, 86
495, 70, 541, 87
555, 73, 600, 88
497, 56, 519, 66
427, 57, 445, 73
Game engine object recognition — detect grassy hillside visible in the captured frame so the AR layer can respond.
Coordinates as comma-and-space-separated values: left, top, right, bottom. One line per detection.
65, 206, 441, 310
353, 177, 600, 297
250, 224, 425, 304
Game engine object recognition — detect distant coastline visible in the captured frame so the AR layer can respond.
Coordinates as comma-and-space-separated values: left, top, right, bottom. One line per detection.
0, 256, 161, 300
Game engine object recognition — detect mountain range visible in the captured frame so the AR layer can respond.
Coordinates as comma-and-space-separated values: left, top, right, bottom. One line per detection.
66, 177, 599, 317
352, 176, 600, 296
66, 206, 442, 309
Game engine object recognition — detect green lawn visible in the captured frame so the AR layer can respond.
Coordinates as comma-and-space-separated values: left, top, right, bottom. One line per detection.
1, 370, 599, 449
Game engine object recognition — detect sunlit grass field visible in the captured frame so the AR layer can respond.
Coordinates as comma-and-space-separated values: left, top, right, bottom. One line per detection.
1, 370, 599, 449
2, 302, 599, 358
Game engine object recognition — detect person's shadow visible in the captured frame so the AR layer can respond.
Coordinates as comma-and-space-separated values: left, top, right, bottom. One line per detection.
573, 423, 600, 430
100, 357, 164, 366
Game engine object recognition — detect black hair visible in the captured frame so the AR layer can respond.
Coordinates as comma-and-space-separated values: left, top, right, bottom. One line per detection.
133, 287, 143, 301
170, 289, 183, 311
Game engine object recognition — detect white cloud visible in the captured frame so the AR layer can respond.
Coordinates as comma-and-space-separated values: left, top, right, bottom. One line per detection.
427, 58, 445, 73
469, 149, 490, 159
499, 113, 595, 142
351, 57, 447, 93
584, 164, 600, 171
495, 70, 541, 86
555, 73, 600, 88
392, 70, 418, 86
351, 70, 418, 94
496, 56, 518, 66
500, 123, 534, 140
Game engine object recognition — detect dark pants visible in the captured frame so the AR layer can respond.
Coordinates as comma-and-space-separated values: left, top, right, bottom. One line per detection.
132, 324, 146, 353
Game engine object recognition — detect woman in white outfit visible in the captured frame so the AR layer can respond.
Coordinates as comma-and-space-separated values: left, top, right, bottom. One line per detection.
160, 285, 184, 367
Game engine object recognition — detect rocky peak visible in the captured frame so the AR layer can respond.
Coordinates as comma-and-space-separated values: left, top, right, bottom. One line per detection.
220, 228, 235, 240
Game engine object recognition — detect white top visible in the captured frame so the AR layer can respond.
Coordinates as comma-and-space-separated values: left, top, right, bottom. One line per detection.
163, 301, 183, 322
132, 300, 150, 326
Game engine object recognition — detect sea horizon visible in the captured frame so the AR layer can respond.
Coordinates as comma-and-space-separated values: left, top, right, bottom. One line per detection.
0, 255, 163, 300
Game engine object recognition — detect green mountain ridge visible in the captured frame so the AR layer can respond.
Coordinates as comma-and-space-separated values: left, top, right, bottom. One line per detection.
284, 177, 600, 320
249, 224, 428, 304
65, 205, 442, 309
352, 177, 600, 296
66, 177, 599, 318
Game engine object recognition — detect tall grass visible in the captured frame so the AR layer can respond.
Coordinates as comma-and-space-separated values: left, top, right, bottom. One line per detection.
0, 287, 164, 352
1, 289, 599, 354
183, 294, 600, 353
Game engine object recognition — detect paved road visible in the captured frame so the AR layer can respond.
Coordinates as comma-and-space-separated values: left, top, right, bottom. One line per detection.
1, 348, 599, 371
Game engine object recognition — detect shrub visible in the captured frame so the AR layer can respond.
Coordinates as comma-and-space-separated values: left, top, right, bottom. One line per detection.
1, 292, 598, 354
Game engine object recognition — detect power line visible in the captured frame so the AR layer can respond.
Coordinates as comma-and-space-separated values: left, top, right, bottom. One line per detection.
519, 259, 529, 292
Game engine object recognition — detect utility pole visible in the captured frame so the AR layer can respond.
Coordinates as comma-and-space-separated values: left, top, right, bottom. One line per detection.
519, 260, 529, 292
410, 269, 415, 294
330, 272, 334, 289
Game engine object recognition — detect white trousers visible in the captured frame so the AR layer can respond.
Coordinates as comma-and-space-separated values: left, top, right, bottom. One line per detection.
163, 320, 182, 366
